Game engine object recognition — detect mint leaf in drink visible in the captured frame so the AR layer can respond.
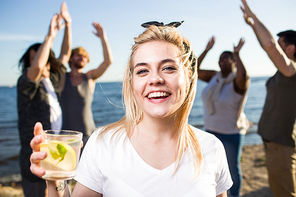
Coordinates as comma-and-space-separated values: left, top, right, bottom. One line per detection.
49, 147, 59, 160
57, 144, 67, 163
47, 143, 68, 164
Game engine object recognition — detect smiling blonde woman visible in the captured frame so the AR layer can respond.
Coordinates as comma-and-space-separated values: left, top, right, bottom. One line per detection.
30, 23, 232, 197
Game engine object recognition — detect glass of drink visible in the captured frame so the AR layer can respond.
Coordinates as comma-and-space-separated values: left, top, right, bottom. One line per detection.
40, 130, 82, 180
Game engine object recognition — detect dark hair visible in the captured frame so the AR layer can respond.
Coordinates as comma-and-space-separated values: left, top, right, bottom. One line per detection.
19, 43, 64, 73
277, 30, 296, 59
221, 51, 235, 61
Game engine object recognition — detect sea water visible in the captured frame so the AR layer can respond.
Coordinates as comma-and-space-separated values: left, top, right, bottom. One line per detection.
0, 77, 268, 177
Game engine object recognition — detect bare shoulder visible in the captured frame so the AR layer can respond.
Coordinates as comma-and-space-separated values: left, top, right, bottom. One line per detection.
86, 76, 96, 93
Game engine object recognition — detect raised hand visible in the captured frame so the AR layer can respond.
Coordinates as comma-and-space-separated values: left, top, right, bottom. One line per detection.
205, 36, 215, 51
60, 1, 72, 24
93, 22, 105, 38
29, 122, 47, 178
48, 13, 64, 38
240, 0, 255, 26
234, 38, 245, 53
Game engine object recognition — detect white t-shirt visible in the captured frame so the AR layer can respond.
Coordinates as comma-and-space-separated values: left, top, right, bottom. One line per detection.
75, 126, 232, 197
41, 78, 62, 130
201, 74, 247, 135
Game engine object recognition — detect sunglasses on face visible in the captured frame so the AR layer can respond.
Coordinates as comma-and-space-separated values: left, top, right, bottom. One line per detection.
141, 20, 184, 28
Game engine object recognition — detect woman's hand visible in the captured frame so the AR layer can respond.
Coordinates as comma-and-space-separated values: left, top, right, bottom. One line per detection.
234, 38, 245, 53
205, 36, 215, 52
30, 122, 47, 178
48, 13, 64, 39
61, 2, 72, 25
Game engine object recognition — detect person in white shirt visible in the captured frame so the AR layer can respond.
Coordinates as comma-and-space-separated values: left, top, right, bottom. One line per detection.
197, 37, 250, 197
29, 21, 232, 197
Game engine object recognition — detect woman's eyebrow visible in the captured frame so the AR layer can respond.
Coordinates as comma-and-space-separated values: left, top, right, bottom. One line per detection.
134, 62, 147, 68
134, 58, 177, 68
160, 59, 176, 65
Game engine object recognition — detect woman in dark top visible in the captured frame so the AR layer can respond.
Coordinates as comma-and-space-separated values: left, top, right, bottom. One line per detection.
17, 3, 71, 196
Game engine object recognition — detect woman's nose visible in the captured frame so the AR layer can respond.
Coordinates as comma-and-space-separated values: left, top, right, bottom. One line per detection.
149, 72, 164, 85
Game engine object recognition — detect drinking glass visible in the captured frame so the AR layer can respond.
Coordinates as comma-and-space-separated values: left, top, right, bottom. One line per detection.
40, 130, 82, 180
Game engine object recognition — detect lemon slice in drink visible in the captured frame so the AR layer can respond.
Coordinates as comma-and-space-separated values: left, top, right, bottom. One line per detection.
40, 140, 76, 171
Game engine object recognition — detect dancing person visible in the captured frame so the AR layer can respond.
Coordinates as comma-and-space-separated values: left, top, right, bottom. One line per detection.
60, 22, 113, 144
241, 0, 296, 196
29, 22, 232, 197
197, 36, 250, 197
17, 2, 71, 196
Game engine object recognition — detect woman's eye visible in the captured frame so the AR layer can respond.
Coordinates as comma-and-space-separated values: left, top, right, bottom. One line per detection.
136, 69, 148, 75
163, 66, 177, 71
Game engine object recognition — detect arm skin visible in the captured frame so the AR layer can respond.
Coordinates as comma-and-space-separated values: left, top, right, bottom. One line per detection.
86, 22, 113, 81
26, 14, 62, 82
233, 38, 250, 94
30, 122, 102, 197
241, 0, 295, 77
197, 36, 217, 82
58, 2, 72, 67
217, 191, 227, 197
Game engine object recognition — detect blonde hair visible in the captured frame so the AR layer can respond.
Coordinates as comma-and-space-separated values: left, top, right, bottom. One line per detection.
98, 25, 203, 176
70, 47, 90, 62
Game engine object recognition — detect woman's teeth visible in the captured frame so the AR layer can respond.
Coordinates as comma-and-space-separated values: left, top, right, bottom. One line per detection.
147, 92, 169, 99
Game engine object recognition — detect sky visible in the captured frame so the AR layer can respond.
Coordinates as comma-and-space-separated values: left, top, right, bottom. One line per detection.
0, 0, 295, 87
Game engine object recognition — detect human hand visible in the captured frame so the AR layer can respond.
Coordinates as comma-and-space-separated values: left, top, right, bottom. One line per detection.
93, 22, 105, 38
234, 38, 245, 53
30, 122, 47, 178
48, 13, 64, 38
60, 2, 72, 24
205, 36, 215, 51
240, 0, 255, 26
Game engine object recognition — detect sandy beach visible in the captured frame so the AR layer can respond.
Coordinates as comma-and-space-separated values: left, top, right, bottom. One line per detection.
240, 144, 273, 197
0, 144, 273, 197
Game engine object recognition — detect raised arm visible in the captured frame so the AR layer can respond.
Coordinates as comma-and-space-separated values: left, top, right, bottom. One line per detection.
27, 14, 62, 81
86, 22, 113, 81
233, 38, 250, 94
58, 2, 72, 66
197, 36, 216, 82
240, 0, 295, 77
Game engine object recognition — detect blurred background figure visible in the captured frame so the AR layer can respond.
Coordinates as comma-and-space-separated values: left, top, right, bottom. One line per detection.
197, 36, 250, 197
241, 0, 296, 196
60, 21, 113, 144
17, 2, 71, 196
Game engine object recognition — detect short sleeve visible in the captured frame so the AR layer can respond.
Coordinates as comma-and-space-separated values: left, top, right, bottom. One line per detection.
75, 129, 104, 194
17, 72, 41, 100
215, 140, 233, 195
